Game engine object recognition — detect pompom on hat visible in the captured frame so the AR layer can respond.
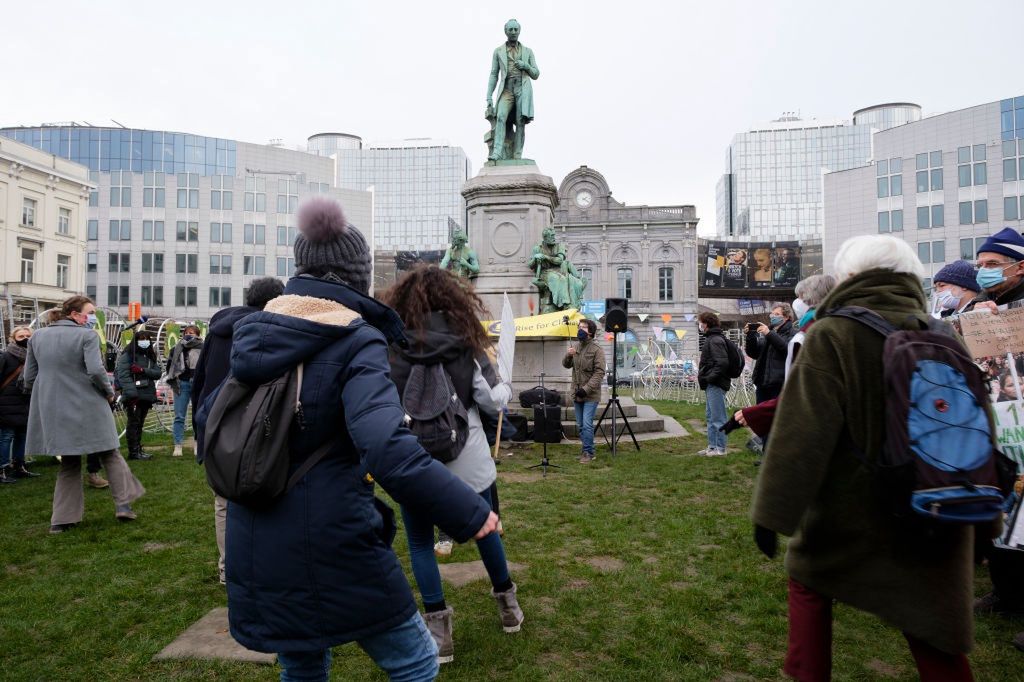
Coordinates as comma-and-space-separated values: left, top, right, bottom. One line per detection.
293, 196, 372, 294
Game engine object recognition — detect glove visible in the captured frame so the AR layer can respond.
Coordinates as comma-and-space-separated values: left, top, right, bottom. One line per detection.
130, 364, 143, 374
754, 524, 778, 559
575, 388, 587, 402
720, 417, 742, 434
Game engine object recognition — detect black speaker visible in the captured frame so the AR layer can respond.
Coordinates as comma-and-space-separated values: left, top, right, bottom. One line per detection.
532, 405, 564, 443
605, 298, 628, 332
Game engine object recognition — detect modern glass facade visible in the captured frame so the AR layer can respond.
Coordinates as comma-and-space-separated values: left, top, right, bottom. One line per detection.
716, 117, 873, 239
0, 126, 236, 175
307, 132, 363, 157
853, 103, 922, 131
1001, 95, 1024, 140
332, 140, 472, 251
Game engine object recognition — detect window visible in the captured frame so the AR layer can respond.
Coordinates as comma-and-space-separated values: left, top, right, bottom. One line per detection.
974, 163, 987, 185
177, 172, 199, 209
108, 219, 131, 240
56, 255, 70, 289
245, 176, 266, 212
209, 287, 232, 307
141, 253, 164, 273
244, 223, 265, 244
109, 171, 132, 207
108, 286, 131, 306
142, 220, 164, 240
915, 152, 942, 192
1005, 158, 1019, 182
211, 175, 233, 210
58, 207, 71, 235
175, 286, 197, 307
86, 285, 97, 300
975, 199, 988, 223
142, 286, 164, 306
959, 201, 973, 225
877, 177, 889, 198
878, 211, 891, 232
958, 165, 972, 187
275, 257, 295, 277
87, 219, 98, 240
210, 255, 232, 274
20, 249, 35, 283
580, 268, 593, 294
108, 253, 130, 273
891, 209, 903, 231
1007, 196, 1021, 221
244, 256, 266, 276
958, 145, 988, 187
931, 204, 944, 227
276, 179, 298, 214
617, 268, 633, 300
917, 206, 929, 229
176, 220, 199, 242
211, 222, 233, 243
918, 241, 945, 265
143, 171, 165, 207
87, 252, 97, 273
22, 198, 36, 226
175, 253, 198, 274
658, 267, 674, 301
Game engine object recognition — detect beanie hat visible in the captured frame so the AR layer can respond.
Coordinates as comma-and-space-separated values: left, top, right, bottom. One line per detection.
293, 196, 372, 294
933, 260, 979, 292
976, 227, 1024, 262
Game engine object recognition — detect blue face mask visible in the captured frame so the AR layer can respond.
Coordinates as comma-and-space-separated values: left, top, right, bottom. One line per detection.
976, 261, 1019, 290
85, 313, 98, 328
577, 329, 589, 342
769, 315, 783, 327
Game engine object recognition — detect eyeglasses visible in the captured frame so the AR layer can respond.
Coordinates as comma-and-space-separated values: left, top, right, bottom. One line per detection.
976, 260, 1019, 269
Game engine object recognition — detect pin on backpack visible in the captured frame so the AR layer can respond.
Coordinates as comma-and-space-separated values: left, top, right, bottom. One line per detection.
828, 306, 1016, 524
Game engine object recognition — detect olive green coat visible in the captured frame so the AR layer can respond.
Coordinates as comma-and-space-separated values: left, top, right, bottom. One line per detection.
752, 269, 976, 654
562, 339, 606, 403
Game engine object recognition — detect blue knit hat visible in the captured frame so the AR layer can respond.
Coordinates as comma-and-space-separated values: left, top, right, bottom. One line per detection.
976, 227, 1024, 261
933, 260, 979, 292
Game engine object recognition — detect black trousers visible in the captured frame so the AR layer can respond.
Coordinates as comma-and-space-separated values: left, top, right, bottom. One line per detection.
989, 544, 1024, 607
125, 400, 152, 455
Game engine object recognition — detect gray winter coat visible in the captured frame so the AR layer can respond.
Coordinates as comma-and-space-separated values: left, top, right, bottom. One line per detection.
23, 320, 120, 456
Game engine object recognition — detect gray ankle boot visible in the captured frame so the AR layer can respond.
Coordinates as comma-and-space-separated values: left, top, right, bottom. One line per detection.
492, 582, 524, 633
422, 607, 454, 664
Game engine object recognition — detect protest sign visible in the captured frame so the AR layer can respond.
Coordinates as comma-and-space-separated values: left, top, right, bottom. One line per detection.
957, 308, 1024, 358
482, 308, 584, 338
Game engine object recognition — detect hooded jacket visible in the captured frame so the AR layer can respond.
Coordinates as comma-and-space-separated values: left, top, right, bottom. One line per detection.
388, 312, 510, 493
222, 276, 491, 654
752, 269, 976, 654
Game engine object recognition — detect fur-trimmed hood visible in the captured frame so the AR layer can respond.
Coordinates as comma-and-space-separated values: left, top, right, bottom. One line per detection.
264, 294, 361, 328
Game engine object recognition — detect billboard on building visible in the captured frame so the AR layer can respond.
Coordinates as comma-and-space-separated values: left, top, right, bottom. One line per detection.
723, 247, 748, 287
772, 242, 801, 287
748, 244, 774, 288
703, 242, 724, 287
700, 240, 803, 292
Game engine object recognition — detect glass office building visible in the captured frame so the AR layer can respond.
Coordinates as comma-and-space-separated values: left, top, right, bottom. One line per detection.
716, 115, 875, 239
0, 125, 372, 320
314, 136, 472, 252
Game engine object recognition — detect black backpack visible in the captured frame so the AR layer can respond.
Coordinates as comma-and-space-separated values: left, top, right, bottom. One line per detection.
401, 363, 469, 463
519, 385, 562, 408
828, 306, 1016, 524
722, 337, 745, 379
201, 364, 331, 508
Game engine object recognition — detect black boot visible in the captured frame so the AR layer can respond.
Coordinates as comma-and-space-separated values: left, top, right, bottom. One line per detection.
10, 465, 39, 479
1, 467, 18, 484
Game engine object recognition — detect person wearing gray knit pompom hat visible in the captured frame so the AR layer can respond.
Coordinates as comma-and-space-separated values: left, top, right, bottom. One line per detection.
219, 195, 499, 682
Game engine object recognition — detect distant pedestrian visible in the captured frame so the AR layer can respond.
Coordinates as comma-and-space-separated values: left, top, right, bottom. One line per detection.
191, 276, 284, 585
165, 324, 203, 458
115, 330, 161, 461
0, 326, 39, 483
696, 312, 730, 457
562, 318, 605, 463
744, 303, 796, 403
23, 296, 144, 534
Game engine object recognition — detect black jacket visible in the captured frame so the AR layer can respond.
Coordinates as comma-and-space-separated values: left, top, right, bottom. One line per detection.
388, 312, 480, 407
698, 328, 732, 391
969, 277, 1024, 308
0, 349, 30, 428
745, 320, 796, 390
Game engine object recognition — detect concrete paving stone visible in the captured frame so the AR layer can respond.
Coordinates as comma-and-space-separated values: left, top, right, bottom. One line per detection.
152, 607, 276, 665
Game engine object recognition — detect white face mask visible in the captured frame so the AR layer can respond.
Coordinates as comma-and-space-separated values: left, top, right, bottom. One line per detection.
137, 340, 151, 349
792, 298, 810, 321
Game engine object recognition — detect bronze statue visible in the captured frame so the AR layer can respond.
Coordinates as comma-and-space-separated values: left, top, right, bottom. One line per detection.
485, 19, 539, 162
440, 230, 480, 279
528, 227, 585, 313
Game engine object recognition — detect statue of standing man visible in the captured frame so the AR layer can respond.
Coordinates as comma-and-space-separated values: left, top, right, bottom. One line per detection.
486, 19, 539, 163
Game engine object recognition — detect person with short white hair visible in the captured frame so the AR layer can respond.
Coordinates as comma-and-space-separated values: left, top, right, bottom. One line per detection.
751, 234, 977, 679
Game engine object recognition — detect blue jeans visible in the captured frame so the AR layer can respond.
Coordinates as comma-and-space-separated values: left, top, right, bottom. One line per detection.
277, 613, 438, 682
172, 379, 192, 445
0, 427, 26, 468
704, 385, 728, 451
401, 486, 509, 605
574, 401, 598, 455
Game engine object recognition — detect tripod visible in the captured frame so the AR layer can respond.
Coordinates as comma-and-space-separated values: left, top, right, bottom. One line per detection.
526, 371, 561, 477
596, 333, 640, 457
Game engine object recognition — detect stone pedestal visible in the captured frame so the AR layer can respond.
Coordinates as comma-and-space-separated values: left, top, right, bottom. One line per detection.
462, 163, 573, 395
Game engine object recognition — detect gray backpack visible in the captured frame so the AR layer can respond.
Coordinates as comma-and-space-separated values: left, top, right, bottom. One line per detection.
201, 364, 331, 508
401, 363, 469, 463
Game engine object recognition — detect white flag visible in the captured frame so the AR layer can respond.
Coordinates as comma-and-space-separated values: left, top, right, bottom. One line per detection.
497, 292, 516, 385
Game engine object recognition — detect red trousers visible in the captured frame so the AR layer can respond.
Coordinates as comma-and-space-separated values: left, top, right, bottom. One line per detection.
784, 578, 974, 682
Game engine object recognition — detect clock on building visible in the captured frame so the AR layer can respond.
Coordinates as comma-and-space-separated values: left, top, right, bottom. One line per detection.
574, 189, 594, 208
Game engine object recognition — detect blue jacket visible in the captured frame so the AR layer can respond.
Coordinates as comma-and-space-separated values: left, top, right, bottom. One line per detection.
223, 275, 492, 653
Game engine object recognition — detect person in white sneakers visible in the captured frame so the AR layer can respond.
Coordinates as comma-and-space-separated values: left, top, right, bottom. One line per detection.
165, 325, 203, 457
696, 312, 731, 457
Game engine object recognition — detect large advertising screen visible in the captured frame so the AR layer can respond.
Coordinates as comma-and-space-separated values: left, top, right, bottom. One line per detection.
702, 241, 801, 290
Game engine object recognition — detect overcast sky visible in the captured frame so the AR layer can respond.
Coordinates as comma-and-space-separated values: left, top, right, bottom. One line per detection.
5, 0, 1021, 235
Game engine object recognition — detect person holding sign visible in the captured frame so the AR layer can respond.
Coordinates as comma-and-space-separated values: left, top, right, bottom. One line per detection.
968, 227, 1024, 314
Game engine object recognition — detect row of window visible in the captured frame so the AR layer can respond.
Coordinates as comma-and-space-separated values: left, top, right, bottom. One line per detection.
91, 254, 297, 278
875, 144, 1019, 198
86, 220, 294, 244
105, 285, 232, 309
877, 200, 992, 231
604, 266, 675, 301
18, 249, 71, 289
20, 198, 73, 235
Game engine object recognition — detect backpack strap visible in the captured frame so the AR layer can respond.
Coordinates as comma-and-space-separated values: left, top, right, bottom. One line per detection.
825, 306, 899, 337
285, 438, 334, 492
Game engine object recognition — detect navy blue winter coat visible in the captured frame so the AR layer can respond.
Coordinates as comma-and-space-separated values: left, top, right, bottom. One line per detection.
223, 275, 492, 653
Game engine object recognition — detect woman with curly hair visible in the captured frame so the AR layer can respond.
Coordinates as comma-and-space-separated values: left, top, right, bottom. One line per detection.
383, 264, 523, 665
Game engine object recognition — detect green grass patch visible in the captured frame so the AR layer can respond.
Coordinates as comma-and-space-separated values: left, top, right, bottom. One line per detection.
0, 404, 1021, 680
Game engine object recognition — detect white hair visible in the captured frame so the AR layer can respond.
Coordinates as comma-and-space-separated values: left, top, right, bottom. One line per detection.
833, 235, 926, 282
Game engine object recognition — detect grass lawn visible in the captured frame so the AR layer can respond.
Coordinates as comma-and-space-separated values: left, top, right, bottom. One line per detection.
1, 400, 1022, 680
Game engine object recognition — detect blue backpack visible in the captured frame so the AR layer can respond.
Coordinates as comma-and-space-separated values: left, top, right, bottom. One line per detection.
828, 306, 1016, 524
